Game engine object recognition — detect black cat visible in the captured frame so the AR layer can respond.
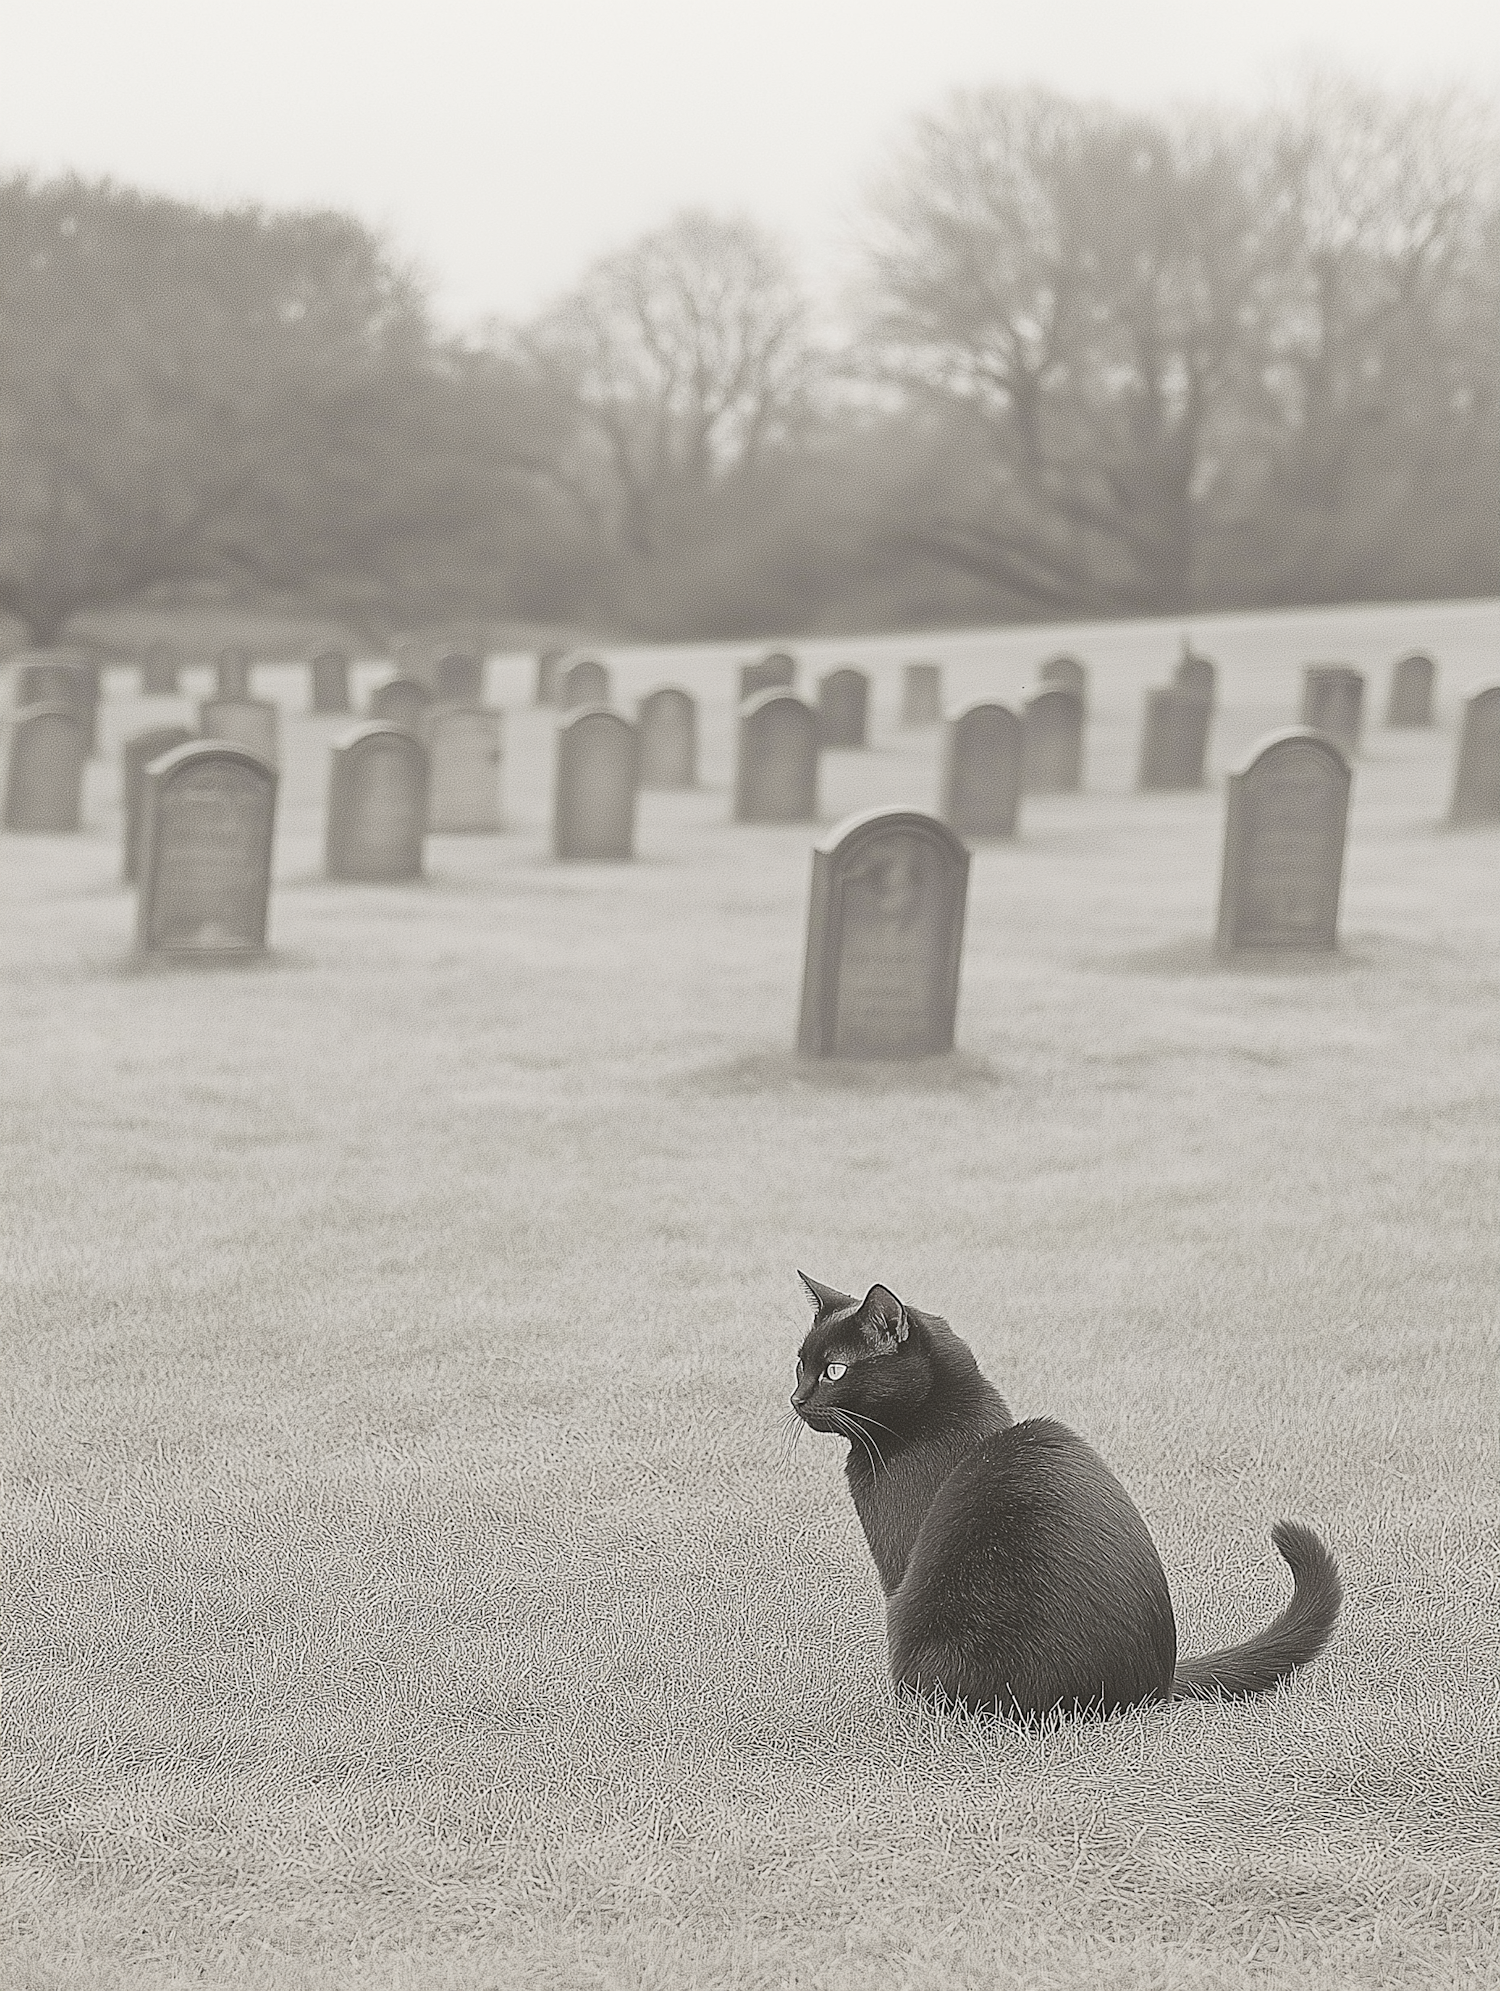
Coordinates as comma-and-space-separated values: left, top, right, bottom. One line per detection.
792, 1274, 1342, 1722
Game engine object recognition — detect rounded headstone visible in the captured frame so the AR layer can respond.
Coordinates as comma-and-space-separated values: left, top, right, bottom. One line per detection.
941, 704, 1022, 838
326, 725, 429, 880
1448, 686, 1500, 825
553, 708, 638, 860
1300, 665, 1364, 758
1039, 655, 1088, 706
818, 668, 870, 749
1386, 653, 1436, 729
1022, 687, 1085, 793
3, 705, 87, 832
1216, 729, 1351, 955
368, 676, 432, 733
562, 657, 611, 710
740, 652, 797, 702
135, 742, 278, 958
434, 652, 484, 705
637, 687, 697, 789
734, 691, 818, 823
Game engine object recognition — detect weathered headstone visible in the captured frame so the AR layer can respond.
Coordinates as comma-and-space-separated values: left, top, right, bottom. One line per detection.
426, 706, 503, 832
1174, 648, 1217, 703
1300, 665, 1364, 758
1039, 654, 1088, 706
818, 668, 871, 749
1022, 686, 1085, 792
368, 676, 432, 733
216, 645, 253, 700
434, 651, 484, 704
141, 641, 181, 695
1386, 653, 1436, 729
740, 652, 797, 701
199, 697, 279, 765
1216, 729, 1351, 955
3, 706, 87, 832
637, 687, 697, 789
553, 709, 638, 860
136, 742, 277, 958
902, 663, 943, 728
941, 703, 1022, 838
15, 652, 99, 756
326, 725, 429, 880
121, 725, 195, 880
535, 648, 566, 706
1448, 687, 1500, 825
734, 691, 818, 823
562, 657, 611, 709
798, 807, 970, 1059
310, 647, 351, 714
1138, 686, 1213, 791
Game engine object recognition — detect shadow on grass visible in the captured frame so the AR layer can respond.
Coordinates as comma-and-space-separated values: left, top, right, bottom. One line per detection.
686, 1046, 1004, 1095
1091, 935, 1370, 977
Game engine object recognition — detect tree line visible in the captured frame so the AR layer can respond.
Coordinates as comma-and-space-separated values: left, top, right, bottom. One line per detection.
1, 71, 1495, 652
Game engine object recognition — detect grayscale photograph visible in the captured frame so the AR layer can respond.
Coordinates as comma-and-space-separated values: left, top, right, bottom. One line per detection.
3, 0, 1498, 1984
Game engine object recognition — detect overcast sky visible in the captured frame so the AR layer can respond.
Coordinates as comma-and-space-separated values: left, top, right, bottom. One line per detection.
8, 0, 1499, 327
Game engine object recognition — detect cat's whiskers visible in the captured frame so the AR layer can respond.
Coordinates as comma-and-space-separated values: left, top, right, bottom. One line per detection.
828, 1406, 884, 1481
838, 1406, 889, 1475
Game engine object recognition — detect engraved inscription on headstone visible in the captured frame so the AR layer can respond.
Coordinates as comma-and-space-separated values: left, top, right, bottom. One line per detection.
562, 657, 611, 709
122, 725, 194, 880
941, 703, 1022, 838
902, 663, 942, 728
310, 647, 351, 714
1386, 653, 1435, 729
1038, 654, 1087, 706
1173, 648, 1217, 703
216, 645, 253, 701
368, 676, 432, 733
734, 691, 818, 823
740, 652, 796, 702
798, 808, 970, 1059
426, 706, 503, 832
1300, 665, 1364, 758
554, 709, 638, 860
3, 706, 88, 832
1138, 687, 1212, 791
1216, 729, 1351, 954
199, 697, 279, 764
326, 725, 429, 880
142, 642, 181, 695
535, 648, 566, 706
818, 668, 870, 748
1022, 686, 1085, 792
1448, 687, 1500, 825
136, 743, 277, 957
434, 652, 484, 705
637, 687, 697, 789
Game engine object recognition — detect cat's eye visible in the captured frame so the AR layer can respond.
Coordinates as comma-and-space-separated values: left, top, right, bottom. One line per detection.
823, 1362, 847, 1381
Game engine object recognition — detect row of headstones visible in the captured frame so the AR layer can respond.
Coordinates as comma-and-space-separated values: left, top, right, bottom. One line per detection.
129, 642, 485, 714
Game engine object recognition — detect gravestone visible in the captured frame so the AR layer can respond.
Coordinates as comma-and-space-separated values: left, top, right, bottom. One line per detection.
562, 657, 611, 709
310, 647, 351, 714
1138, 687, 1212, 791
326, 725, 429, 879
216, 645, 253, 700
535, 648, 566, 706
797, 807, 970, 1059
121, 725, 194, 881
1216, 729, 1351, 955
426, 706, 503, 832
818, 668, 871, 748
142, 641, 181, 695
16, 653, 92, 711
1039, 655, 1088, 706
637, 686, 697, 789
902, 663, 942, 728
368, 676, 432, 733
434, 651, 484, 705
200, 697, 279, 764
735, 691, 818, 823
1387, 653, 1435, 729
136, 742, 277, 958
1300, 665, 1364, 758
740, 652, 797, 701
3, 706, 87, 832
1448, 687, 1500, 825
553, 709, 638, 860
1174, 648, 1217, 703
941, 703, 1022, 838
1022, 686, 1085, 792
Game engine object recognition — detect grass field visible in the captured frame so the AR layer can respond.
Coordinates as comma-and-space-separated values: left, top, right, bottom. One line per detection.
4, 597, 1500, 1989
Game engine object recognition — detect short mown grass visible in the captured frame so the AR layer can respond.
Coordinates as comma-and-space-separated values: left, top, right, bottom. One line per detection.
4, 599, 1499, 1988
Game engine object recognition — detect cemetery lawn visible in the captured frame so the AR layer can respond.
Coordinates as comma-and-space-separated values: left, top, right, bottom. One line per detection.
4, 605, 1500, 1991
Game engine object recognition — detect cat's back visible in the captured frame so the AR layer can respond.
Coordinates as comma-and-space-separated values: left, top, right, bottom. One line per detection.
887, 1416, 1178, 1719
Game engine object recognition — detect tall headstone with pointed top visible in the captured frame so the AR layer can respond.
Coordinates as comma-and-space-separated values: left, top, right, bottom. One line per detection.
735, 691, 818, 823
798, 808, 970, 1058
554, 709, 638, 859
637, 687, 697, 789
326, 725, 429, 879
1448, 687, 1500, 824
941, 704, 1022, 838
1216, 729, 1350, 954
136, 742, 277, 958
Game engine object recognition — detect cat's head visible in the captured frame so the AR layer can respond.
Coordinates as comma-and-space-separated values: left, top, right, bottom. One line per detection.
790, 1272, 935, 1433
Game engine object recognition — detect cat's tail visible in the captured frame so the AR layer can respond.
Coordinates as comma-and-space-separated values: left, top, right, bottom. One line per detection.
1172, 1521, 1342, 1702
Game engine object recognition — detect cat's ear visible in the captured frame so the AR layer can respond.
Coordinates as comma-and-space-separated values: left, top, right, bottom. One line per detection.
859, 1284, 909, 1351
799, 1271, 854, 1315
